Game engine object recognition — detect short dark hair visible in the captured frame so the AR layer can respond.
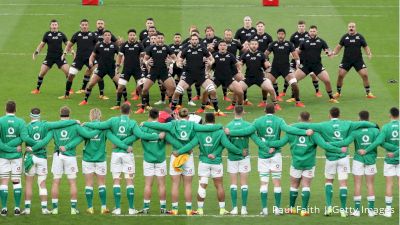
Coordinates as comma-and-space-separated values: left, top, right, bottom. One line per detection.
298, 20, 306, 25
218, 40, 227, 45
390, 107, 399, 117
80, 19, 89, 23
174, 32, 181, 36
309, 25, 318, 30
31, 107, 41, 115
191, 29, 200, 34
249, 39, 258, 43
121, 103, 130, 115
158, 32, 164, 36
205, 113, 215, 123
148, 26, 156, 30
277, 28, 286, 34
191, 33, 199, 38
256, 21, 265, 25
359, 110, 369, 121
6, 100, 16, 113
329, 107, 340, 118
149, 108, 159, 119
300, 111, 310, 121
146, 18, 154, 21
205, 25, 214, 32
234, 105, 244, 115
265, 103, 275, 114
127, 29, 136, 34
50, 19, 58, 24
103, 30, 112, 35
179, 108, 189, 118
60, 106, 70, 117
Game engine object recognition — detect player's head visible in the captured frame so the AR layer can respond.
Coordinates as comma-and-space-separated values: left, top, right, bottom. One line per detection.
156, 33, 165, 45
277, 28, 286, 41
265, 103, 275, 114
218, 40, 227, 53
190, 34, 199, 47
120, 103, 131, 115
89, 108, 102, 121
80, 19, 89, 32
256, 21, 265, 33
205, 26, 215, 38
5, 100, 16, 114
309, 25, 318, 38
149, 108, 159, 120
59, 106, 70, 118
390, 107, 399, 119
224, 29, 233, 41
188, 25, 198, 34
205, 113, 215, 124
297, 20, 306, 33
249, 39, 259, 52
96, 19, 105, 30
358, 110, 369, 121
174, 33, 181, 44
148, 26, 157, 36
348, 22, 356, 35
329, 107, 340, 119
299, 111, 311, 122
190, 29, 200, 37
127, 29, 137, 42
178, 108, 189, 119
103, 30, 112, 42
150, 35, 157, 45
145, 18, 155, 29
30, 108, 40, 120
49, 19, 58, 31
243, 16, 252, 28
234, 105, 244, 117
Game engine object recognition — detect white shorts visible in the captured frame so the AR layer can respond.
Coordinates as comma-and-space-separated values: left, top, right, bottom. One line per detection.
169, 154, 195, 176
82, 161, 107, 175
227, 157, 251, 174
26, 155, 47, 176
325, 156, 350, 180
290, 166, 315, 179
51, 153, 78, 176
352, 160, 376, 176
0, 158, 22, 175
198, 162, 223, 178
258, 153, 282, 174
384, 162, 400, 177
110, 152, 135, 174
143, 160, 167, 177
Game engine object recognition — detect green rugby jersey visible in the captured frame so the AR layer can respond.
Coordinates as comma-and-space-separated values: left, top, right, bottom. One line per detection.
331, 126, 379, 165
177, 124, 242, 164
0, 114, 26, 159
365, 120, 399, 165
84, 115, 159, 153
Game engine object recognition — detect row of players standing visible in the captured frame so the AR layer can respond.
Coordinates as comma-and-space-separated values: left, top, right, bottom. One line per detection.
31, 16, 374, 113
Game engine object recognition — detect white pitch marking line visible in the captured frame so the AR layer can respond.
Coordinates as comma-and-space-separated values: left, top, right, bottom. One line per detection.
0, 13, 65, 16
298, 14, 385, 17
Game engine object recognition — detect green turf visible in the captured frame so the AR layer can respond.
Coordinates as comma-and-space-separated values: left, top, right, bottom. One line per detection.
0, 0, 398, 224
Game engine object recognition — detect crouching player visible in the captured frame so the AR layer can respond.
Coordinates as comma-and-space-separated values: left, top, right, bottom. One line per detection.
174, 113, 244, 215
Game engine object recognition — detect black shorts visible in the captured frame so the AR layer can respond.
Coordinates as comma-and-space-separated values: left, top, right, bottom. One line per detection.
243, 76, 266, 87
339, 60, 367, 72
180, 71, 207, 86
290, 58, 305, 70
300, 63, 325, 75
42, 55, 67, 69
95, 65, 115, 79
146, 70, 171, 83
71, 56, 94, 70
121, 67, 143, 82
270, 65, 293, 79
213, 77, 234, 88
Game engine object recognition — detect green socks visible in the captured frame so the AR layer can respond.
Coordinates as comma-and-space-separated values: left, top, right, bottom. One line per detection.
126, 185, 134, 209
113, 185, 121, 209
339, 187, 347, 210
230, 185, 237, 208
301, 187, 310, 210
241, 185, 248, 207
325, 183, 333, 207
274, 187, 282, 208
85, 186, 93, 208
289, 187, 298, 208
99, 185, 107, 207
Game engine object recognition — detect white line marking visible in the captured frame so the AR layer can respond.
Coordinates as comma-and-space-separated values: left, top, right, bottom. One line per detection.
114, 214, 266, 218
288, 5, 397, 8
0, 13, 65, 16
298, 14, 385, 17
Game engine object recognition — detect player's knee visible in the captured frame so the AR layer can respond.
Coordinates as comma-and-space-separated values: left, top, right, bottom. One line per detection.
288, 78, 297, 86
112, 172, 121, 179
206, 84, 215, 93
0, 173, 9, 179
124, 173, 134, 179
338, 172, 348, 181
53, 173, 62, 180
271, 172, 281, 180
67, 173, 77, 179
198, 185, 207, 198
37, 175, 47, 188
11, 175, 21, 184
260, 185, 268, 193
274, 186, 282, 193
199, 177, 209, 185
118, 78, 127, 86
68, 67, 79, 76
260, 174, 269, 183
175, 85, 184, 94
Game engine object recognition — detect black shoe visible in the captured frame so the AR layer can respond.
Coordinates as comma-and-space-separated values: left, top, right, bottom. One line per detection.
14, 208, 21, 216
1, 208, 7, 216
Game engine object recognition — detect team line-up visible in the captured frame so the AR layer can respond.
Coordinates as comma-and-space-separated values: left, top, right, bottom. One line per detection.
31, 17, 376, 115
0, 100, 398, 217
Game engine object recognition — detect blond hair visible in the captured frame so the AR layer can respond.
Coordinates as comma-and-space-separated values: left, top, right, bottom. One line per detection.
89, 108, 102, 121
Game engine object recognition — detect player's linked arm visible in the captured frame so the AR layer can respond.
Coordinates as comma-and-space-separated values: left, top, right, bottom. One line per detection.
45, 120, 77, 130
349, 121, 378, 132
122, 134, 139, 146
330, 133, 355, 147
313, 133, 342, 153
282, 121, 308, 136
106, 131, 129, 150
194, 123, 222, 132
84, 119, 113, 130
221, 133, 242, 155
64, 136, 84, 151
250, 133, 268, 149
31, 131, 53, 152
294, 122, 322, 133
21, 126, 36, 146
228, 125, 256, 137
133, 122, 159, 141
381, 142, 399, 152
142, 121, 173, 131
177, 137, 199, 155
5, 137, 23, 147
165, 133, 183, 150
0, 139, 17, 153
365, 130, 385, 153
268, 135, 289, 148
77, 126, 101, 139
